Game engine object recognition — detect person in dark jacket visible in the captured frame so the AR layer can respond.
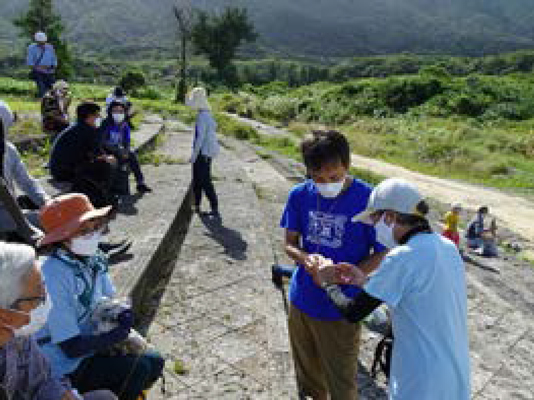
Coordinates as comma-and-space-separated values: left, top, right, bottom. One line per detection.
49, 102, 117, 207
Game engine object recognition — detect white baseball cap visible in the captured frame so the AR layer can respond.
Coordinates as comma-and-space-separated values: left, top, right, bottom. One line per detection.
352, 178, 424, 223
34, 32, 47, 42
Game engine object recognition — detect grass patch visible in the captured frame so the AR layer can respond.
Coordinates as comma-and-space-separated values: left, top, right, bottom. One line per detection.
173, 359, 189, 375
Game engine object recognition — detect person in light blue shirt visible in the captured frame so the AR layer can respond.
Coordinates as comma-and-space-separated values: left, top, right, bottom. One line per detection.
35, 193, 164, 400
27, 32, 57, 98
187, 87, 220, 217
280, 130, 386, 400
318, 178, 471, 400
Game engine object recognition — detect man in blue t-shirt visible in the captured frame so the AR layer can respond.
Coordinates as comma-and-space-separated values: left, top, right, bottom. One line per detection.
280, 130, 386, 400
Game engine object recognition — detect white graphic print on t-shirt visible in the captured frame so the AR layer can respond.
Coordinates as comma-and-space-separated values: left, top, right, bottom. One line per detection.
306, 211, 347, 249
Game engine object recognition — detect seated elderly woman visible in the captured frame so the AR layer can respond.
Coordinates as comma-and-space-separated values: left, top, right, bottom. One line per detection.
34, 193, 164, 400
0, 241, 116, 399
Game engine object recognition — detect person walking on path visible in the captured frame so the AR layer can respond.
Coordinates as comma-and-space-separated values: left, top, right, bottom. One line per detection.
280, 130, 387, 400
317, 177, 471, 400
441, 202, 462, 247
187, 87, 220, 217
27, 32, 57, 99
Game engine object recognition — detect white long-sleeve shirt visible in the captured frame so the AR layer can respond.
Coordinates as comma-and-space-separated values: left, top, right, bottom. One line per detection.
191, 110, 220, 162
0, 141, 50, 232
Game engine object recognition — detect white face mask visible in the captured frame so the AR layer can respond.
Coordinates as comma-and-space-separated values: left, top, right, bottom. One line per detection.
316, 179, 345, 198
112, 113, 125, 124
374, 215, 398, 249
69, 231, 102, 256
94, 117, 102, 128
13, 293, 53, 337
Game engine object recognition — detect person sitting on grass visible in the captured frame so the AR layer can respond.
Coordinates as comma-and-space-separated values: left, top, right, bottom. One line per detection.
35, 193, 164, 400
0, 241, 117, 400
41, 80, 72, 143
100, 101, 151, 194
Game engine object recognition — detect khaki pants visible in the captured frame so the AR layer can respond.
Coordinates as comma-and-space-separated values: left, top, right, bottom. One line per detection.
288, 304, 361, 400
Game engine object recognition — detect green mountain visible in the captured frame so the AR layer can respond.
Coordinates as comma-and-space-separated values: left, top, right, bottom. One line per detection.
2, 0, 534, 58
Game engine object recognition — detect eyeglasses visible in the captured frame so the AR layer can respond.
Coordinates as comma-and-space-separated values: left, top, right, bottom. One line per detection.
10, 294, 46, 309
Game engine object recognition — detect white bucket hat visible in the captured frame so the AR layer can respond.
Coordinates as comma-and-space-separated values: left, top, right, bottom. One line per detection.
352, 178, 424, 223
186, 87, 211, 110
34, 32, 47, 42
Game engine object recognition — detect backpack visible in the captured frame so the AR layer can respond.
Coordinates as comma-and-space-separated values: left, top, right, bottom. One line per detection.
371, 327, 393, 380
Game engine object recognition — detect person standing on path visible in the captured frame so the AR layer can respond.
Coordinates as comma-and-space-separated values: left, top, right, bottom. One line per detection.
187, 87, 220, 218
316, 178, 471, 400
27, 32, 57, 99
280, 130, 387, 400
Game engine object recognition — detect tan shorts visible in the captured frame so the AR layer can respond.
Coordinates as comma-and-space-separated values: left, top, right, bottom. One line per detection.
288, 304, 361, 399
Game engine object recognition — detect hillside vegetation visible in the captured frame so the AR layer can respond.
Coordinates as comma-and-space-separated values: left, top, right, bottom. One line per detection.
2, 0, 534, 59
218, 71, 534, 193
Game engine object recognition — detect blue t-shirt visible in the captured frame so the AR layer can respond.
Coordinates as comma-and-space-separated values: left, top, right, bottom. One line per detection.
280, 178, 384, 320
35, 250, 115, 379
365, 234, 470, 400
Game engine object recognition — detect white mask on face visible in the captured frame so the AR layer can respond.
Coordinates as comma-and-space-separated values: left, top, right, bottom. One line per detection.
112, 113, 125, 124
94, 117, 102, 128
69, 231, 102, 256
374, 215, 397, 249
316, 178, 345, 199
13, 293, 53, 337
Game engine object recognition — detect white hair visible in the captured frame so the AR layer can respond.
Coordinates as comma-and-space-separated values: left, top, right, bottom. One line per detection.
186, 87, 211, 110
0, 243, 36, 308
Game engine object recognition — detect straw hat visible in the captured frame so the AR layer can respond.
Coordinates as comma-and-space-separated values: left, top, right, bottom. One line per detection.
38, 193, 111, 247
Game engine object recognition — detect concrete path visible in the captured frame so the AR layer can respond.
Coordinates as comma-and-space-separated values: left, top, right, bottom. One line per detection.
146, 131, 297, 399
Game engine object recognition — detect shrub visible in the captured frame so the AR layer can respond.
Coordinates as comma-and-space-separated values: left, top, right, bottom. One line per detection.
119, 70, 147, 93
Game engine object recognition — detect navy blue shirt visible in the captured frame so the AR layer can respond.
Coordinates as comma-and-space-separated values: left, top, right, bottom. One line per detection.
280, 178, 384, 320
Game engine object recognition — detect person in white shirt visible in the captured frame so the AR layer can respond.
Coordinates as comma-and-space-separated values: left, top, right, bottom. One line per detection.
187, 87, 220, 218
0, 100, 50, 237
316, 178, 471, 400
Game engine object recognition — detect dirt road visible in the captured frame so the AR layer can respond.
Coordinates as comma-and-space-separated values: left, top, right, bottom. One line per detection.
350, 153, 534, 243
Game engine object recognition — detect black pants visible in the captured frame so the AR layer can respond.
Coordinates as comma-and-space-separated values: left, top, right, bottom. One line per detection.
68, 159, 118, 208
69, 351, 164, 400
192, 155, 218, 211
33, 70, 55, 98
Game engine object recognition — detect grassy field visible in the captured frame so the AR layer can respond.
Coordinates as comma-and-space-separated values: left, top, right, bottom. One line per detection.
216, 74, 534, 195
4, 73, 534, 198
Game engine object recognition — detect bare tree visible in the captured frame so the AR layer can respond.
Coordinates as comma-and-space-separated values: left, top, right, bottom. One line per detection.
173, 0, 193, 103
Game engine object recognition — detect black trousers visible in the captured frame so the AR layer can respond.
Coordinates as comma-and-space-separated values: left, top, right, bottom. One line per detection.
69, 158, 118, 208
192, 155, 218, 211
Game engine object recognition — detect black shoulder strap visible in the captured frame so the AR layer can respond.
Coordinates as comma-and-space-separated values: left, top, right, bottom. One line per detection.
34, 46, 47, 67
